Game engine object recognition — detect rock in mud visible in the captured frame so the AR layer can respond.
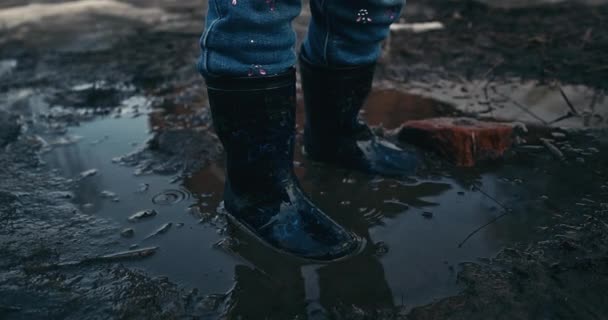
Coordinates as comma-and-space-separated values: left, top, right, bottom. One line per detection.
398, 117, 514, 167
137, 183, 149, 193
118, 127, 221, 176
128, 209, 158, 222
0, 111, 20, 148
100, 190, 117, 198
212, 237, 239, 254
120, 228, 135, 238
374, 241, 389, 257
79, 169, 98, 178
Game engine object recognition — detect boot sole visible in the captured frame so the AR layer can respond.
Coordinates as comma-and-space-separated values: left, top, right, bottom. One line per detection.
223, 211, 366, 264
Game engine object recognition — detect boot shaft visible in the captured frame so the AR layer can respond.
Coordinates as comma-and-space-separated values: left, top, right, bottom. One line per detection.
206, 69, 297, 197
299, 54, 376, 137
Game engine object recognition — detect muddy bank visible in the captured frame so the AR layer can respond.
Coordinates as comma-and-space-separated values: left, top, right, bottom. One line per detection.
406, 131, 608, 319
117, 101, 222, 176
410, 203, 608, 319
0, 120, 216, 319
387, 0, 608, 90
0, 143, 203, 319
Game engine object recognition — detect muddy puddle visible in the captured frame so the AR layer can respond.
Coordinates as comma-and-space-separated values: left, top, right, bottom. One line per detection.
38, 87, 607, 318
0, 0, 606, 317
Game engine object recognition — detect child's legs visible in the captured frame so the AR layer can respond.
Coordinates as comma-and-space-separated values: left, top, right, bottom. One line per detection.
198, 0, 301, 77
303, 0, 405, 66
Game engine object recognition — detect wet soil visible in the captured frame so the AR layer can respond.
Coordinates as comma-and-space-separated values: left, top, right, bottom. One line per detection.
386, 0, 608, 90
1, 0, 608, 319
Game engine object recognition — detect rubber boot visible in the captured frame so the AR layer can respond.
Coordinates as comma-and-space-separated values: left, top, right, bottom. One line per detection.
300, 54, 420, 176
206, 68, 360, 261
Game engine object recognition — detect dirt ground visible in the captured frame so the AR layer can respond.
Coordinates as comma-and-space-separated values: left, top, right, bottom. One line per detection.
1, 0, 608, 319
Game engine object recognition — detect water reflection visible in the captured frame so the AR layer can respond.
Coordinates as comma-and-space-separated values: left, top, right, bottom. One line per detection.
42, 88, 601, 316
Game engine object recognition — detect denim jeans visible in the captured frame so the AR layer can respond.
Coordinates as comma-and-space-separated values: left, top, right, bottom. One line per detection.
198, 0, 405, 77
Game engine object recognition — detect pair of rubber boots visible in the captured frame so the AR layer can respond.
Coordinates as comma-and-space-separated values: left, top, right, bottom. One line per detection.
206, 54, 419, 262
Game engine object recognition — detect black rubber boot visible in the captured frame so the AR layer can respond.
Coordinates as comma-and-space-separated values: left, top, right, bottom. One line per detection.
300, 54, 420, 176
206, 68, 361, 262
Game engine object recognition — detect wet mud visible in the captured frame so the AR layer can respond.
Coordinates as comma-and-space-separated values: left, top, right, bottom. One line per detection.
0, 111, 20, 147
1, 0, 608, 319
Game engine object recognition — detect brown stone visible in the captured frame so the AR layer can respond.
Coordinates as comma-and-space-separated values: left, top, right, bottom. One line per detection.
398, 117, 514, 167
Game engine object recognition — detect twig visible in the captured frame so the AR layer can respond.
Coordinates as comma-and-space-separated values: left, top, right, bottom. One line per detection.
496, 92, 548, 125
559, 86, 580, 116
548, 112, 576, 125
458, 185, 513, 248
27, 247, 159, 271
481, 59, 504, 80
540, 138, 565, 160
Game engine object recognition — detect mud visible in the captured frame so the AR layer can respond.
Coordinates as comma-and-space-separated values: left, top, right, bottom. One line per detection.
0, 135, 212, 319
386, 0, 608, 90
0, 111, 20, 147
1, 0, 608, 319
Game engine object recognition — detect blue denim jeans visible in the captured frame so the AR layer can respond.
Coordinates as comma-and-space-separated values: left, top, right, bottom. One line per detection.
198, 0, 405, 77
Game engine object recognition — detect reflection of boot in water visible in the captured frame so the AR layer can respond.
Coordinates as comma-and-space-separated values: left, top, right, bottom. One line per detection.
223, 264, 305, 319
317, 250, 395, 317
300, 52, 420, 177
221, 225, 308, 319
206, 68, 361, 261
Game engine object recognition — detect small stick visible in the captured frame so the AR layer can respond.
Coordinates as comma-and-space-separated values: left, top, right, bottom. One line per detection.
548, 112, 575, 125
540, 138, 565, 161
559, 86, 580, 116
496, 92, 548, 125
458, 185, 512, 248
28, 247, 159, 271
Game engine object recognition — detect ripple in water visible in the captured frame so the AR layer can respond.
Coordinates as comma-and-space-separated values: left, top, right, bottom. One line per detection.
152, 189, 190, 205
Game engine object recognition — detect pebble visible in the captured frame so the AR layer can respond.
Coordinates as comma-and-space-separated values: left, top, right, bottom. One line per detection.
128, 209, 158, 222
374, 241, 389, 256
121, 228, 135, 238
100, 190, 118, 199
79, 169, 98, 178
213, 237, 238, 252
137, 183, 150, 193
